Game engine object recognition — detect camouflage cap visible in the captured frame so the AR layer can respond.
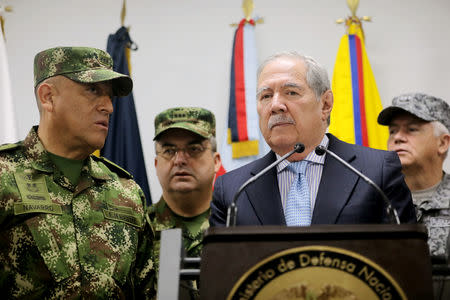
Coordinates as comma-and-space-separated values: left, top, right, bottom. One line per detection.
154, 107, 216, 140
34, 46, 133, 96
378, 93, 450, 131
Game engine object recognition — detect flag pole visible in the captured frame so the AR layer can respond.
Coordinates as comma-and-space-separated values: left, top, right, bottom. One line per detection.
0, 1, 18, 144
329, 0, 389, 150
230, 0, 264, 27
120, 0, 126, 27
0, 2, 13, 39
336, 0, 372, 38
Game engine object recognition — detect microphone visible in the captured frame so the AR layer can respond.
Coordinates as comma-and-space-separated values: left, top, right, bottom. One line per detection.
314, 145, 400, 224
226, 143, 305, 227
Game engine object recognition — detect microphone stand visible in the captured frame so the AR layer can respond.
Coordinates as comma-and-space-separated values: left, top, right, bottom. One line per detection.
315, 145, 401, 224
226, 143, 305, 227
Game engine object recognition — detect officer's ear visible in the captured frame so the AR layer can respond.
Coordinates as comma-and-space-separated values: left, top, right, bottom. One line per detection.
213, 152, 222, 174
37, 79, 58, 113
437, 133, 450, 157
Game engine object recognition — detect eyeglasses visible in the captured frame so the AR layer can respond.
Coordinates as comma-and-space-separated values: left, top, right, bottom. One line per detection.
156, 144, 210, 160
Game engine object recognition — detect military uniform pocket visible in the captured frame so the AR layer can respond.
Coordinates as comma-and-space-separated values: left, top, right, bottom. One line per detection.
426, 216, 450, 260
101, 208, 142, 285
25, 214, 72, 282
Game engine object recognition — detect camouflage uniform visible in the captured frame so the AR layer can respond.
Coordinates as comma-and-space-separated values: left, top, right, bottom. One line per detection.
138, 107, 216, 299
415, 173, 450, 261
378, 93, 450, 258
135, 197, 209, 299
378, 93, 450, 299
0, 47, 152, 298
0, 127, 147, 298
415, 173, 450, 300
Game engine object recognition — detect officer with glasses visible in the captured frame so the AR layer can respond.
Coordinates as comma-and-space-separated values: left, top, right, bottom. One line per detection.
138, 107, 221, 299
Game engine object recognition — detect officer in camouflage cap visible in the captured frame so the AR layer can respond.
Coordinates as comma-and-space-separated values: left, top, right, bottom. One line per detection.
136, 107, 221, 299
378, 93, 450, 132
34, 46, 132, 96
153, 106, 216, 140
0, 46, 152, 298
378, 93, 450, 299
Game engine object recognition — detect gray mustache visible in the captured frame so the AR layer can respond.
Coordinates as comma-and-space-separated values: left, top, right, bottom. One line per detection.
268, 114, 295, 129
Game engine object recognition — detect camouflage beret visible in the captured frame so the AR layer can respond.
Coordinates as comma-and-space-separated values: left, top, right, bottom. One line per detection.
34, 46, 133, 96
154, 107, 216, 140
378, 93, 450, 131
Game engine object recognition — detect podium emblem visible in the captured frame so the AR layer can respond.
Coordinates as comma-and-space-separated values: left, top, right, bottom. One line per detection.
227, 245, 407, 300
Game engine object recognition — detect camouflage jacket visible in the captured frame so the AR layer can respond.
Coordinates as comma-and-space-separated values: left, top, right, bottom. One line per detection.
0, 127, 147, 299
136, 197, 210, 299
415, 173, 450, 263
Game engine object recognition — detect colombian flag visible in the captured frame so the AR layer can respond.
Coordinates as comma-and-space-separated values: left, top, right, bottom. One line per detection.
329, 21, 388, 149
218, 18, 270, 176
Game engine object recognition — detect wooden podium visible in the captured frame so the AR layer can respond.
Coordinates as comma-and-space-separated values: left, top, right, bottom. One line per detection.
200, 224, 433, 299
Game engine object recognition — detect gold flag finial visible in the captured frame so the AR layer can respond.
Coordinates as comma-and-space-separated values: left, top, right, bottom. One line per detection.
346, 0, 359, 17
336, 0, 371, 39
120, 0, 126, 26
0, 2, 13, 38
242, 0, 254, 21
230, 0, 263, 27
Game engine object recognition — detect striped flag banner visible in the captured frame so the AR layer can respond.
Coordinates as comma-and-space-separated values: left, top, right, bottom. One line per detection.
219, 18, 269, 175
329, 21, 388, 149
0, 29, 17, 144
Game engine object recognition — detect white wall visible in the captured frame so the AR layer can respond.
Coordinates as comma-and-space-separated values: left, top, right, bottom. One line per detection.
3, 0, 450, 201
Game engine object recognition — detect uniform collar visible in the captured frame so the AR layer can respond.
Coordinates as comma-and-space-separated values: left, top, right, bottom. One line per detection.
150, 197, 210, 239
416, 172, 450, 210
23, 126, 54, 173
23, 126, 111, 190
86, 156, 113, 181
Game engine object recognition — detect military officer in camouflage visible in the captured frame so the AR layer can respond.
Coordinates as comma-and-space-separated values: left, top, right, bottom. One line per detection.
378, 93, 450, 299
138, 107, 221, 299
0, 47, 149, 298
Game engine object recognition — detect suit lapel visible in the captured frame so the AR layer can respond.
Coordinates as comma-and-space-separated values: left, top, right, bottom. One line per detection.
245, 152, 286, 225
312, 134, 360, 224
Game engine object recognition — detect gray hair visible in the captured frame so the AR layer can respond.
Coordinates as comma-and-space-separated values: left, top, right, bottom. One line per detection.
208, 136, 217, 152
432, 121, 449, 159
257, 51, 331, 101
432, 121, 450, 137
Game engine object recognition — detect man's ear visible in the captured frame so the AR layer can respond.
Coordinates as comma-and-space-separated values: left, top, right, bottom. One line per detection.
213, 152, 222, 173
37, 83, 56, 112
437, 133, 450, 157
320, 90, 333, 121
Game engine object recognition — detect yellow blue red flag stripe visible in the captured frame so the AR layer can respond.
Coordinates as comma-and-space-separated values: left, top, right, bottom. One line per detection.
329, 22, 388, 150
349, 34, 368, 146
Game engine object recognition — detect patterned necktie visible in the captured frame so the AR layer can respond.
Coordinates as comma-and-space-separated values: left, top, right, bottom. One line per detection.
285, 160, 311, 226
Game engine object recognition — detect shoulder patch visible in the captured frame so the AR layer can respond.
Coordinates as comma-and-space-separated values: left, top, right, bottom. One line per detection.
0, 143, 20, 152
91, 155, 133, 179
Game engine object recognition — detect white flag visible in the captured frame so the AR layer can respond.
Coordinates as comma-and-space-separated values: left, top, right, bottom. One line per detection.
0, 30, 17, 144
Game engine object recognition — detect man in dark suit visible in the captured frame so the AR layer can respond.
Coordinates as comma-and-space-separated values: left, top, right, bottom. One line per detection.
210, 51, 416, 226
